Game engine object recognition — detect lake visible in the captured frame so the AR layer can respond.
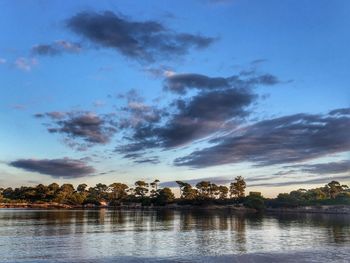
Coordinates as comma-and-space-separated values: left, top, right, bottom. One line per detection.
0, 209, 349, 262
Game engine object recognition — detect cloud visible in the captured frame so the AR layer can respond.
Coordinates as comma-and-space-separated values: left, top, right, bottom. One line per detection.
66, 11, 215, 62
14, 57, 38, 71
158, 88, 256, 147
46, 111, 66, 119
249, 175, 350, 188
133, 157, 160, 164
329, 108, 350, 116
117, 67, 283, 161
0, 58, 6, 64
285, 160, 350, 175
114, 90, 164, 159
31, 40, 81, 56
118, 91, 164, 129
116, 87, 256, 160
116, 141, 160, 155
274, 170, 297, 176
164, 72, 280, 94
174, 108, 350, 168
37, 111, 117, 150
164, 73, 230, 94
34, 111, 66, 119
143, 66, 174, 78
9, 158, 95, 178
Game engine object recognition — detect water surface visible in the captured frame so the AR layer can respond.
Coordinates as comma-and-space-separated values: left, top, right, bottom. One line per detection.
0, 209, 349, 262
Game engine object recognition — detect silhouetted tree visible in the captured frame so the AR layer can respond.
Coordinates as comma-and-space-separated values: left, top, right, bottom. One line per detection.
196, 181, 211, 199
176, 181, 188, 198
134, 181, 149, 198
54, 184, 75, 203
109, 183, 128, 201
77, 183, 88, 193
325, 181, 348, 199
230, 176, 246, 198
150, 179, 160, 198
218, 186, 229, 199
182, 184, 198, 200
155, 187, 175, 205
209, 183, 220, 199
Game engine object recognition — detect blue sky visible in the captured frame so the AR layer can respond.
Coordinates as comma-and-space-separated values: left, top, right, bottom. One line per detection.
0, 0, 349, 196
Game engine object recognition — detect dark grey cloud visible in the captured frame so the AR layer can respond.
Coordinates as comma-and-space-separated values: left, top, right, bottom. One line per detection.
66, 11, 215, 62
9, 158, 95, 178
249, 175, 350, 188
158, 88, 256, 147
134, 157, 160, 164
37, 111, 117, 150
174, 108, 350, 168
116, 140, 160, 155
114, 90, 163, 160
116, 87, 256, 159
329, 108, 350, 116
31, 40, 81, 56
118, 90, 164, 130
117, 67, 283, 162
118, 148, 160, 165
285, 160, 350, 175
164, 72, 280, 94
274, 170, 297, 176
164, 73, 230, 94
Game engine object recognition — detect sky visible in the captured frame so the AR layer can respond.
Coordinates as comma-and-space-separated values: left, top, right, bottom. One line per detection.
0, 0, 349, 197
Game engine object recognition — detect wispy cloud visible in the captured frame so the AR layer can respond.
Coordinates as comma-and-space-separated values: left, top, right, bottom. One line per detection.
284, 160, 350, 175
14, 57, 37, 71
249, 175, 350, 188
31, 40, 81, 56
164, 71, 280, 94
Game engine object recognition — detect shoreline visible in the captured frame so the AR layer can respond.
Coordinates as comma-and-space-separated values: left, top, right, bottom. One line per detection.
1, 203, 350, 214
0, 202, 255, 212
266, 205, 350, 215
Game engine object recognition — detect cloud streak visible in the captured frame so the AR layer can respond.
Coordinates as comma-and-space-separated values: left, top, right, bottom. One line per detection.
31, 40, 81, 56
249, 175, 350, 187
164, 72, 280, 94
175, 108, 350, 168
285, 160, 350, 175
9, 158, 95, 178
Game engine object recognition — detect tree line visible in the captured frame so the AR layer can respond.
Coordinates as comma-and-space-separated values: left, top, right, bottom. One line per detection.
0, 177, 349, 210
270, 180, 350, 207
0, 176, 246, 206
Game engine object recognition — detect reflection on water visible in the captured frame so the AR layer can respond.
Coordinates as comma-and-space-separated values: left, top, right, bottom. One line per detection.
0, 209, 349, 262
